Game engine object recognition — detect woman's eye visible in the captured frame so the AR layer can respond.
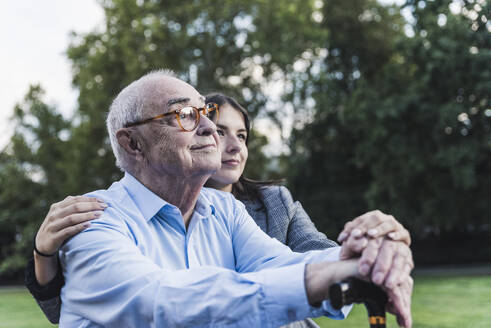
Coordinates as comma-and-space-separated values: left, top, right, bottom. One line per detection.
238, 133, 247, 141
217, 130, 225, 136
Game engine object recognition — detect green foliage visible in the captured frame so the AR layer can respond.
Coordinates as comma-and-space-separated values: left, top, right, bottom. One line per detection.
344, 0, 491, 235
286, 0, 407, 234
285, 0, 491, 246
0, 86, 71, 278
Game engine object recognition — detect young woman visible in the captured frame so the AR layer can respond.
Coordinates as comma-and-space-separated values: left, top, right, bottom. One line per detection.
26, 93, 410, 326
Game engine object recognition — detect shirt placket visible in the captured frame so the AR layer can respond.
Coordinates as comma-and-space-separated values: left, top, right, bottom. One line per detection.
185, 212, 202, 268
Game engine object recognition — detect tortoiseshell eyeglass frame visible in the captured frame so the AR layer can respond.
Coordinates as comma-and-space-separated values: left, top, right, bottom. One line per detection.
124, 102, 219, 132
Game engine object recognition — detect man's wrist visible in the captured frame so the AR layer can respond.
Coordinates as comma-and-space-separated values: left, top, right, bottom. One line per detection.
305, 260, 360, 306
305, 262, 326, 305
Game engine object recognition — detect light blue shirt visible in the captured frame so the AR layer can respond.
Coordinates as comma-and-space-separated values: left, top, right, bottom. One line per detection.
59, 173, 349, 327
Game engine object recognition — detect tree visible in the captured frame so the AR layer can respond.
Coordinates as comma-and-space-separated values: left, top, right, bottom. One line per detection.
0, 86, 72, 280
285, 0, 407, 235
284, 0, 491, 263
0, 0, 322, 280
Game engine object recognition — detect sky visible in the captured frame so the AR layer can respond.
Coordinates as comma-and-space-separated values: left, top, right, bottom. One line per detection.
0, 0, 104, 148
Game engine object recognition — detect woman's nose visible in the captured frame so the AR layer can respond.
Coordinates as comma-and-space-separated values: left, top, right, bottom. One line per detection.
225, 136, 241, 154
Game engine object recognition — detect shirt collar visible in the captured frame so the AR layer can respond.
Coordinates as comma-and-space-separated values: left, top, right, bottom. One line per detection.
121, 172, 168, 222
194, 189, 216, 218
121, 172, 216, 222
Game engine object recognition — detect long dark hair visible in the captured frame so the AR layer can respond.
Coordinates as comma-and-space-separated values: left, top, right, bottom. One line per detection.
205, 93, 281, 202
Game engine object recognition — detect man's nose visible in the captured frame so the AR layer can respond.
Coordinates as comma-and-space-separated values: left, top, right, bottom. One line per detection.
196, 114, 217, 136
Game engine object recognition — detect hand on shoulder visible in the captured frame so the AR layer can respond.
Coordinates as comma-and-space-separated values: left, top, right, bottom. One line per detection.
35, 196, 107, 256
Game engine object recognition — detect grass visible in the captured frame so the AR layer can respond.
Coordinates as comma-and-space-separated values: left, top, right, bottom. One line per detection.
315, 275, 491, 328
1, 275, 491, 327
0, 287, 53, 328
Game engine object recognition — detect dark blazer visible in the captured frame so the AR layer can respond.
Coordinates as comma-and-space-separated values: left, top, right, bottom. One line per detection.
241, 185, 338, 252
26, 185, 338, 326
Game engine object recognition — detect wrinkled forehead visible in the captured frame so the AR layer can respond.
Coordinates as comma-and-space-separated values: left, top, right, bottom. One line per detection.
141, 76, 204, 115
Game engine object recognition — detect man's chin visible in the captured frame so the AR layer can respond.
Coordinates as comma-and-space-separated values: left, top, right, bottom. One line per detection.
193, 157, 221, 175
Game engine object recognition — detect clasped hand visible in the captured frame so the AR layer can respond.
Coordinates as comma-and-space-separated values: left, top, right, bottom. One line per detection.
338, 210, 414, 328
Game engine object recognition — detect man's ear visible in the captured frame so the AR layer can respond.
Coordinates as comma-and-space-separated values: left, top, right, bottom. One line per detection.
116, 128, 143, 160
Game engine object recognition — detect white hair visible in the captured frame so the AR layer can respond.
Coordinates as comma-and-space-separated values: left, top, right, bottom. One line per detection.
106, 69, 177, 171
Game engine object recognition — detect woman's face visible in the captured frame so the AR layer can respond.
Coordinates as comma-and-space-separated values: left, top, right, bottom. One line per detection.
207, 103, 248, 191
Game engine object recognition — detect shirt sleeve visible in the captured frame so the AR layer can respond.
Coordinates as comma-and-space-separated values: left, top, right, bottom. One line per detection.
59, 207, 343, 327
231, 199, 351, 320
24, 258, 63, 323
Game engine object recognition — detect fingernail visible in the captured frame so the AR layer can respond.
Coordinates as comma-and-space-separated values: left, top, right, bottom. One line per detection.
388, 232, 396, 239
368, 229, 378, 236
385, 277, 395, 288
373, 272, 384, 285
338, 232, 347, 241
94, 211, 104, 216
352, 229, 362, 237
360, 264, 370, 275
99, 203, 108, 208
83, 222, 91, 228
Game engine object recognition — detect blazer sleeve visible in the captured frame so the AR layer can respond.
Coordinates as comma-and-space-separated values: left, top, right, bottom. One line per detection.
24, 258, 63, 324
279, 186, 338, 252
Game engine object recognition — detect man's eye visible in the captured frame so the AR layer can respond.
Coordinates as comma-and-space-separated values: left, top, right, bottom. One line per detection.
217, 130, 225, 136
178, 107, 195, 120
179, 107, 194, 116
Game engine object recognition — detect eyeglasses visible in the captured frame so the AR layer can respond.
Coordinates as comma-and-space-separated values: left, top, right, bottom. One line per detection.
124, 103, 219, 132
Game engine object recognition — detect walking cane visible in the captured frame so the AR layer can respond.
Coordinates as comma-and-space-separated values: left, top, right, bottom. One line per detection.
329, 277, 388, 328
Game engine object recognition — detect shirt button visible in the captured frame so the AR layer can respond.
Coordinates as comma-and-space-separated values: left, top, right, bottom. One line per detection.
287, 309, 296, 321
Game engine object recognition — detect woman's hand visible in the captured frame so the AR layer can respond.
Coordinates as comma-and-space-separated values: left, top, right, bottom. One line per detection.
34, 196, 107, 286
35, 196, 107, 255
338, 210, 414, 327
338, 210, 413, 290
337, 210, 411, 246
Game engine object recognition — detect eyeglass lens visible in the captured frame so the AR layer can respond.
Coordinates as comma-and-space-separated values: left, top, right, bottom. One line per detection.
177, 107, 199, 131
177, 104, 219, 131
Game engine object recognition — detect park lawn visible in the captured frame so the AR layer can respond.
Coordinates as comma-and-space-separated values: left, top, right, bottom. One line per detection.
0, 287, 53, 328
1, 275, 490, 327
315, 275, 491, 328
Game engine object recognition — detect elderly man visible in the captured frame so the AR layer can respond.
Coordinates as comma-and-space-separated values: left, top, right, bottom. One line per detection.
59, 70, 412, 327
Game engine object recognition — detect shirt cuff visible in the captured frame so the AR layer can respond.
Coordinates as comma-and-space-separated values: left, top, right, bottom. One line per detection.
312, 300, 352, 320
243, 263, 313, 326
24, 257, 65, 301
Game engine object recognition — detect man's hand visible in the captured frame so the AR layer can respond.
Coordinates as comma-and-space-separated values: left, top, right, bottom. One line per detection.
385, 275, 413, 328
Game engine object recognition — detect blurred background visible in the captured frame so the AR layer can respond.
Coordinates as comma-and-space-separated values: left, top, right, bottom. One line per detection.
0, 0, 490, 326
